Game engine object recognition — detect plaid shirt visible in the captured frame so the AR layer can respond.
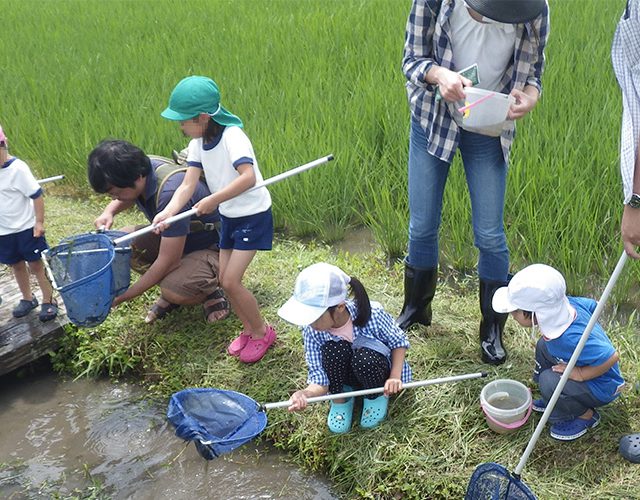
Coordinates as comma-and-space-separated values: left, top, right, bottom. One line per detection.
612, 0, 640, 204
402, 0, 549, 164
301, 301, 412, 387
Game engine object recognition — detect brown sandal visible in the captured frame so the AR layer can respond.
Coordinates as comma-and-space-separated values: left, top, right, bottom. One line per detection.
203, 288, 229, 323
145, 298, 180, 324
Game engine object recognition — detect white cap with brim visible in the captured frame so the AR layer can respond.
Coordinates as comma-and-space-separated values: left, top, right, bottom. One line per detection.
277, 262, 350, 327
492, 264, 576, 340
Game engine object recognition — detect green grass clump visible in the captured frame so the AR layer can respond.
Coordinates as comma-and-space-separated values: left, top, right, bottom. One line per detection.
33, 194, 640, 499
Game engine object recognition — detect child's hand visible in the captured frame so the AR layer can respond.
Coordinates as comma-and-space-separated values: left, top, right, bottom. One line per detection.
194, 196, 218, 216
288, 390, 308, 412
552, 363, 583, 382
33, 222, 45, 238
152, 209, 173, 234
384, 377, 403, 396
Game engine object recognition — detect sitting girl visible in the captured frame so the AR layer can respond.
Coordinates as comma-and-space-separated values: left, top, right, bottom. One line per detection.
278, 262, 412, 433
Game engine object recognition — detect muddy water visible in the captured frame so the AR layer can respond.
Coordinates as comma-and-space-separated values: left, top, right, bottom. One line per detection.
0, 367, 336, 499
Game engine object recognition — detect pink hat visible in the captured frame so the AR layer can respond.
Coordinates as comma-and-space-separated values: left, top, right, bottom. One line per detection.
0, 124, 7, 145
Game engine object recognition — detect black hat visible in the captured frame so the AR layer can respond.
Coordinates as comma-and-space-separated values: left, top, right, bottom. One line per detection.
465, 0, 546, 23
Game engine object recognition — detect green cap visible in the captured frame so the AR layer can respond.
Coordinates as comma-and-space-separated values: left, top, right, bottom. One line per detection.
161, 76, 243, 127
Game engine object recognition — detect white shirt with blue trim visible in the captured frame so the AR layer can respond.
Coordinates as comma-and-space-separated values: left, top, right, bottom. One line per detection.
186, 126, 272, 218
0, 158, 42, 235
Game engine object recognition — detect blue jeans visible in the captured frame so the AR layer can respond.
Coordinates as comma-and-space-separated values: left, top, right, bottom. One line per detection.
407, 120, 509, 282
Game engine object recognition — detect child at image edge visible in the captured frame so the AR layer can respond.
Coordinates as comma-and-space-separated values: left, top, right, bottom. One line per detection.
0, 124, 58, 321
278, 262, 412, 433
157, 76, 275, 364
492, 264, 624, 441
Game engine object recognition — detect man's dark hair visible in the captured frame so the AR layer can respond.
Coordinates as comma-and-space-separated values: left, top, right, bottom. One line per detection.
88, 139, 152, 193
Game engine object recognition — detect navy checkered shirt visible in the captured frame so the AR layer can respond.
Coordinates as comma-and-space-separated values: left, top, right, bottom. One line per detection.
402, 0, 549, 165
301, 301, 412, 387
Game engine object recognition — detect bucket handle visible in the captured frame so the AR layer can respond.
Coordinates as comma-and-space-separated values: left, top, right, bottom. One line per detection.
482, 403, 532, 431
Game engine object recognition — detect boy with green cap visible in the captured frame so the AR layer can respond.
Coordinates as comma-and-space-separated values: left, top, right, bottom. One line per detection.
156, 76, 275, 363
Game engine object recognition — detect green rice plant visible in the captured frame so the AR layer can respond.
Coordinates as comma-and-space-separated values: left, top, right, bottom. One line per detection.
1, 0, 637, 296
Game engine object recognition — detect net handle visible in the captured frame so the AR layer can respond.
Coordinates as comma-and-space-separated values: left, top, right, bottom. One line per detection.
263, 371, 487, 410
37, 174, 64, 185
513, 251, 628, 476
113, 155, 334, 246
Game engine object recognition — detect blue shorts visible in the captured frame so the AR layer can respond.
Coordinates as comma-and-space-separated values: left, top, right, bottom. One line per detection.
219, 208, 273, 251
0, 227, 49, 265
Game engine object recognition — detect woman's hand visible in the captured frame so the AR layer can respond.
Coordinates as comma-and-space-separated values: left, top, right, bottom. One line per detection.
508, 88, 539, 120
288, 390, 309, 412
384, 377, 403, 396
429, 66, 473, 102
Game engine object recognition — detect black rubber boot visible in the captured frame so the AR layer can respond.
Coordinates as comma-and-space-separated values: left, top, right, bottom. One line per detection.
396, 262, 438, 331
479, 278, 509, 365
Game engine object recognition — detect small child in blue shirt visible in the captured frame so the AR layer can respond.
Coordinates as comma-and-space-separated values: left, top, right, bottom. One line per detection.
0, 124, 58, 321
493, 264, 624, 441
278, 262, 412, 433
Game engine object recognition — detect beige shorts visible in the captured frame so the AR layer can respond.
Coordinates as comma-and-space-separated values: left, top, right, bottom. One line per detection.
128, 229, 220, 299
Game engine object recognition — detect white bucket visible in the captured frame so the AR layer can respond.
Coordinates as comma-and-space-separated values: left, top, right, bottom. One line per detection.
480, 379, 532, 434
461, 88, 514, 136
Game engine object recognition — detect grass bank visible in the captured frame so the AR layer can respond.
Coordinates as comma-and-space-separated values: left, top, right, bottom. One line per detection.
25, 193, 639, 499
1, 0, 638, 297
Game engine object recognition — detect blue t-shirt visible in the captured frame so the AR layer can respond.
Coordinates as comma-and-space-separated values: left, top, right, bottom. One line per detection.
135, 158, 220, 255
544, 296, 625, 403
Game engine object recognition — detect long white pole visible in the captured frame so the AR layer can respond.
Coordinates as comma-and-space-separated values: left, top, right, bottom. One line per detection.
113, 155, 334, 247
513, 251, 627, 476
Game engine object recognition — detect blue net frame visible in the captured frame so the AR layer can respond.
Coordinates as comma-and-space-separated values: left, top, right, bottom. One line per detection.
465, 463, 537, 500
167, 388, 268, 460
46, 233, 116, 327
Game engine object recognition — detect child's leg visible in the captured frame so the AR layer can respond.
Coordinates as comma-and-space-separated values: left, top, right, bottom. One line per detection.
11, 261, 33, 300
321, 340, 358, 402
28, 259, 58, 321
538, 369, 603, 422
219, 248, 265, 337
28, 259, 53, 302
352, 348, 391, 429
351, 348, 390, 396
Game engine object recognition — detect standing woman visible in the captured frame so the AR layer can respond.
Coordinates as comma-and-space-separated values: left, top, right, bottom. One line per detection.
398, 0, 549, 365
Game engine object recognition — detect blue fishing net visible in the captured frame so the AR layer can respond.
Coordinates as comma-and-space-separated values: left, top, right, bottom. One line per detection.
465, 463, 537, 500
46, 233, 115, 327
167, 388, 268, 460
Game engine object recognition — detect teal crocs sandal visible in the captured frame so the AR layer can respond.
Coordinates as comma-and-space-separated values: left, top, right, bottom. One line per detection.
360, 395, 389, 429
327, 385, 354, 434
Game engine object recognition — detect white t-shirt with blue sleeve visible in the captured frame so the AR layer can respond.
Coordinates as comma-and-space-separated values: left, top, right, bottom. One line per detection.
0, 158, 43, 235
186, 126, 272, 218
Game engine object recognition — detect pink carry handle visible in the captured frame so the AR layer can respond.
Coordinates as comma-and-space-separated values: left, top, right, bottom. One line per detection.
482, 403, 533, 430
458, 92, 496, 114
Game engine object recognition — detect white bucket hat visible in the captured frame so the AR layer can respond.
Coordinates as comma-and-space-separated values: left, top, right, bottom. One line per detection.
277, 262, 350, 326
492, 264, 576, 339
